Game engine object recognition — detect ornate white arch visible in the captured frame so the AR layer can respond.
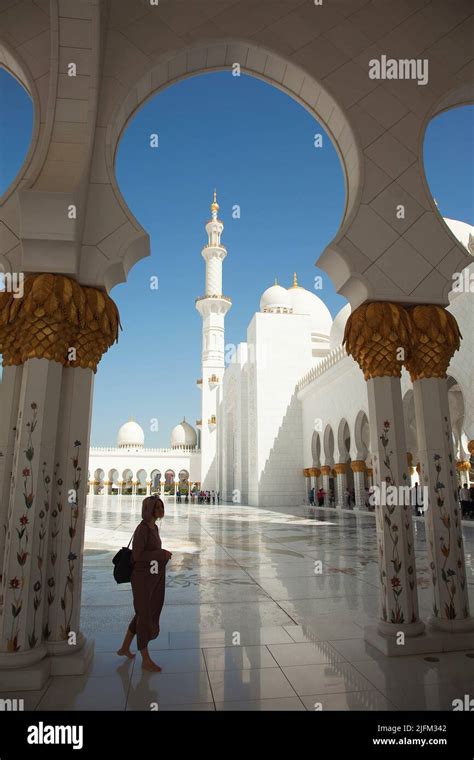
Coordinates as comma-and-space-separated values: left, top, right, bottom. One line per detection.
103, 39, 362, 292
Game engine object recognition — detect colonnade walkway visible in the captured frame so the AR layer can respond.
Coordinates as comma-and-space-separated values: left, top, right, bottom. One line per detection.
1, 496, 473, 711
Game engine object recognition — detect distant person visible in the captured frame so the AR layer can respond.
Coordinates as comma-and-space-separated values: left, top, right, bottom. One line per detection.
217, 491, 221, 504
211, 490, 215, 505
364, 487, 370, 510
317, 488, 325, 506
368, 485, 375, 511
117, 495, 172, 672
460, 483, 471, 519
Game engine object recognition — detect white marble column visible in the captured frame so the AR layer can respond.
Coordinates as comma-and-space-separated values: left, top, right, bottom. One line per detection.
146, 480, 151, 496
44, 367, 95, 666
405, 304, 474, 636
412, 378, 473, 632
0, 366, 23, 581
320, 466, 331, 507
367, 376, 424, 636
334, 464, 347, 508
0, 359, 63, 678
343, 298, 425, 644
456, 461, 471, 489
303, 469, 311, 502
366, 467, 373, 488
351, 461, 366, 510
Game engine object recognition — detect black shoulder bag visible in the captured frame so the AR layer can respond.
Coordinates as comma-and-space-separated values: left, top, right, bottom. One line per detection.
112, 531, 135, 584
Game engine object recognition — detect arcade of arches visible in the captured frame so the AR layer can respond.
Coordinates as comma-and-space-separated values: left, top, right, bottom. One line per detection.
89, 467, 196, 496
0, 0, 473, 695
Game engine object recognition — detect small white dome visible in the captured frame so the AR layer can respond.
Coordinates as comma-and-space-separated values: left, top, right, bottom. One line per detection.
443, 217, 473, 251
171, 418, 197, 449
260, 283, 292, 313
287, 280, 332, 336
329, 303, 351, 350
117, 419, 144, 449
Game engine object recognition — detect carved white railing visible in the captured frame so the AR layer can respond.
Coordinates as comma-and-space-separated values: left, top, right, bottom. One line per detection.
297, 345, 348, 391
90, 446, 200, 454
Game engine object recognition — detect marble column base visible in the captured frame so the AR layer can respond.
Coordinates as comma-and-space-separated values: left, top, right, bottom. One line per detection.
0, 638, 94, 690
365, 624, 474, 657
0, 641, 50, 691
50, 637, 94, 677
428, 615, 474, 634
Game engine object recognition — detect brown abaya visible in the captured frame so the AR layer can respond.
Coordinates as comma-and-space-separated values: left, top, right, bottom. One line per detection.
128, 507, 169, 650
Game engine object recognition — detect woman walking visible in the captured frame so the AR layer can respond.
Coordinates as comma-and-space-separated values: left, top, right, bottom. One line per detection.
117, 495, 172, 671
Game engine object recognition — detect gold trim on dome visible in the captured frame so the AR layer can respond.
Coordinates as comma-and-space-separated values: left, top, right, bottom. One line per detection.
0, 273, 120, 372
289, 272, 302, 289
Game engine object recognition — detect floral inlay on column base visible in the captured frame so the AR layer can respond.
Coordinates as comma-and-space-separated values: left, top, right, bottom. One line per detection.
60, 440, 82, 641
7, 402, 37, 653
378, 422, 416, 625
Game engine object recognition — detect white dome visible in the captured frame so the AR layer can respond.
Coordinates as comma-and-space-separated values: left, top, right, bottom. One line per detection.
117, 419, 144, 449
260, 283, 292, 313
171, 418, 197, 449
329, 303, 351, 350
443, 217, 473, 251
287, 282, 332, 336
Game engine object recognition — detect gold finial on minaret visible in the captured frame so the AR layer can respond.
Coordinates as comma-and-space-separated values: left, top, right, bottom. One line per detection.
211, 189, 219, 216
274, 277, 278, 285
291, 272, 298, 288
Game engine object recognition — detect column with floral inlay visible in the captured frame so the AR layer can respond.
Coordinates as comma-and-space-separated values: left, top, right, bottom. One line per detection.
0, 366, 23, 582
406, 305, 473, 633
0, 275, 119, 689
344, 302, 424, 638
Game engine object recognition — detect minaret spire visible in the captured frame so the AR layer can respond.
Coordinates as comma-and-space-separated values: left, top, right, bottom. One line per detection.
195, 192, 232, 491
211, 189, 219, 220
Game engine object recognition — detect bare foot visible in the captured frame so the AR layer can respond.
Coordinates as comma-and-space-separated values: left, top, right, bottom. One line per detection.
142, 660, 162, 672
116, 647, 136, 659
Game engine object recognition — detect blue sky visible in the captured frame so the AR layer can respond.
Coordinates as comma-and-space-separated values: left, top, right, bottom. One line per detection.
0, 68, 472, 447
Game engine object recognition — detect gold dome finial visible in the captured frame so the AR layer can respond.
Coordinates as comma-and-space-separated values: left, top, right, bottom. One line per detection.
211, 189, 219, 215
274, 277, 278, 286
291, 272, 298, 289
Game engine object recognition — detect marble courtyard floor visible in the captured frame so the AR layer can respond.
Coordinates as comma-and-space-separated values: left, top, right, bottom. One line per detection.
3, 496, 474, 711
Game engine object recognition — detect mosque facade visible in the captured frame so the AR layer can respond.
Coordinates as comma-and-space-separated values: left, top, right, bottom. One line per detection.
88, 200, 473, 509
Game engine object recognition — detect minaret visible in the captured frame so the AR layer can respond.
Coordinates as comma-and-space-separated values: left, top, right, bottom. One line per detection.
195, 191, 232, 490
